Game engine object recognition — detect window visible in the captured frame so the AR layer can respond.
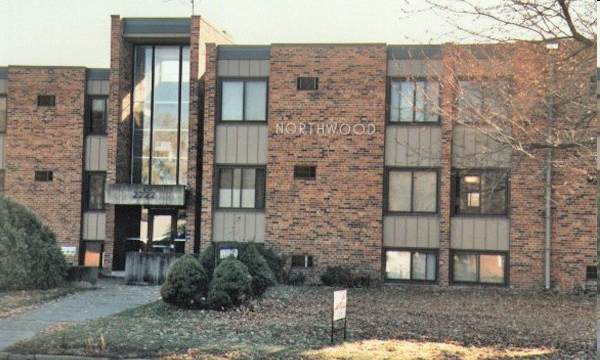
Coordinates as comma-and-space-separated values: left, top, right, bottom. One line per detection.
385, 249, 437, 281
37, 95, 55, 107
83, 241, 104, 268
87, 97, 107, 134
131, 45, 190, 186
389, 79, 439, 123
35, 171, 53, 182
453, 170, 508, 215
294, 165, 316, 180
217, 167, 266, 209
0, 96, 6, 133
86, 172, 106, 210
220, 79, 267, 121
457, 80, 510, 122
586, 266, 597, 280
452, 252, 506, 284
387, 169, 437, 213
219, 247, 239, 259
291, 255, 314, 268
297, 77, 318, 90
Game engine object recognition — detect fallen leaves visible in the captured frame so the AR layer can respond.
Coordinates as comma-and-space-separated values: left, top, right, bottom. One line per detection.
7, 285, 596, 359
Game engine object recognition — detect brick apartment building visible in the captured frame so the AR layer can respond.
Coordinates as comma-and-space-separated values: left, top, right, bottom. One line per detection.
0, 16, 595, 290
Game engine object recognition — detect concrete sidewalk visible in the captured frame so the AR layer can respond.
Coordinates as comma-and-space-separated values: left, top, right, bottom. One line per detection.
0, 277, 160, 354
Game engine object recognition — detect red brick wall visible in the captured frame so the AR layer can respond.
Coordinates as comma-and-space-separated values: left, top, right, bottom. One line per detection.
199, 44, 218, 252
265, 45, 387, 280
5, 66, 86, 264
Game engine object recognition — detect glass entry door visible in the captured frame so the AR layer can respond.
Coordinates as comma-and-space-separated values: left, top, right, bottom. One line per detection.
141, 208, 186, 252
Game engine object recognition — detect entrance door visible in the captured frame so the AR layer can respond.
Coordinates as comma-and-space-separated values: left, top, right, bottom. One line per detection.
147, 209, 176, 252
144, 208, 187, 252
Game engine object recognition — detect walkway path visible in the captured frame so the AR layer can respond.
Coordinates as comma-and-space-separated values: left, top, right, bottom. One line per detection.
0, 277, 160, 352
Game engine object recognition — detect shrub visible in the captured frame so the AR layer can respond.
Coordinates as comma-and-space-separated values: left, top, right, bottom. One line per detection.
239, 244, 276, 296
0, 195, 68, 290
255, 245, 288, 283
320, 265, 372, 288
199, 244, 217, 280
287, 272, 306, 286
161, 254, 209, 309
207, 257, 252, 310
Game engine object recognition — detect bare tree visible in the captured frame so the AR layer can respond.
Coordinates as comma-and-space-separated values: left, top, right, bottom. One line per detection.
395, 0, 596, 289
400, 0, 595, 46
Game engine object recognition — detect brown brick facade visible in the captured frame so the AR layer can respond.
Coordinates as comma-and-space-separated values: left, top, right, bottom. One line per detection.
265, 45, 387, 279
0, 17, 594, 290
5, 67, 86, 264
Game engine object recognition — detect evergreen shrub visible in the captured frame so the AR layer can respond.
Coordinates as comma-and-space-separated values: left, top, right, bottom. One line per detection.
199, 244, 217, 280
255, 245, 288, 283
238, 243, 276, 296
0, 195, 68, 290
207, 257, 252, 310
161, 254, 209, 309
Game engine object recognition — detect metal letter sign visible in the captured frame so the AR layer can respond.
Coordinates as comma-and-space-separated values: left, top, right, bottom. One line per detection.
331, 289, 347, 344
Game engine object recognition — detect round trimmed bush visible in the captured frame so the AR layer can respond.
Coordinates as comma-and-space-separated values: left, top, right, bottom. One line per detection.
207, 257, 252, 310
161, 254, 209, 309
239, 243, 276, 296
0, 195, 68, 290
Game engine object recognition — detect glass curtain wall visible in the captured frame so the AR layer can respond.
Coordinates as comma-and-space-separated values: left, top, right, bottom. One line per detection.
132, 45, 190, 185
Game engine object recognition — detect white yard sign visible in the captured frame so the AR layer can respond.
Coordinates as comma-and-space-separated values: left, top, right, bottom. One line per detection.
333, 290, 347, 321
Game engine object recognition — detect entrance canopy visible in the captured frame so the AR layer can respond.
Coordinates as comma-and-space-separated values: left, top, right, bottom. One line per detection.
105, 184, 186, 206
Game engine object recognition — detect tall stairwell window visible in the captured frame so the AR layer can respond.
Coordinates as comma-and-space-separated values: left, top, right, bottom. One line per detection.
131, 45, 190, 185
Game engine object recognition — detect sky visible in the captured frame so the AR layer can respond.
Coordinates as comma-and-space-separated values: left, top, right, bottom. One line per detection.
0, 0, 465, 68
0, 0, 597, 68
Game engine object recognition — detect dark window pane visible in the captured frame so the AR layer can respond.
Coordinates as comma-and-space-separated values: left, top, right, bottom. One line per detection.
87, 173, 106, 210
456, 171, 507, 215
35, 171, 53, 182
294, 166, 316, 180
89, 98, 107, 134
37, 95, 55, 107
297, 77, 318, 90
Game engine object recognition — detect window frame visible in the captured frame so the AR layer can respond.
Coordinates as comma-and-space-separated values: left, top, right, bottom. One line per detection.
85, 171, 106, 211
451, 168, 509, 216
455, 78, 512, 123
387, 77, 440, 124
37, 95, 56, 107
34, 170, 53, 182
297, 77, 319, 91
385, 167, 439, 215
215, 166, 266, 211
293, 165, 316, 180
86, 96, 108, 135
451, 250, 508, 286
384, 248, 438, 283
218, 78, 269, 123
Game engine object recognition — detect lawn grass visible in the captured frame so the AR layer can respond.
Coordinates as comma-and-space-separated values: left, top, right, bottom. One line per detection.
0, 286, 86, 318
8, 285, 595, 359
